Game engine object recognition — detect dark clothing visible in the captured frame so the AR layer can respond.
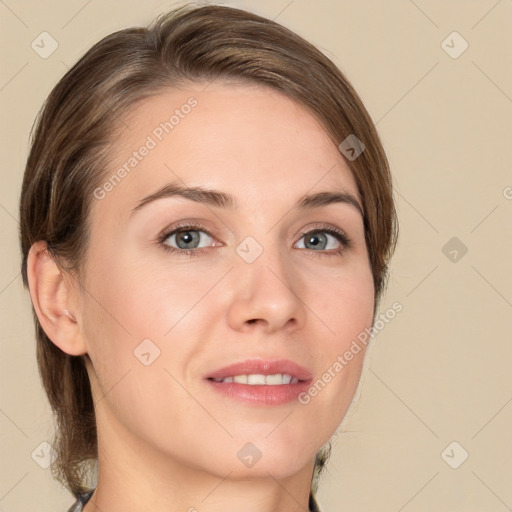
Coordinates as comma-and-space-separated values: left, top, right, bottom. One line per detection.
66, 490, 94, 512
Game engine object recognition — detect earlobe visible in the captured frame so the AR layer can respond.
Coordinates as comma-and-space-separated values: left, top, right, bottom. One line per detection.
26, 241, 87, 356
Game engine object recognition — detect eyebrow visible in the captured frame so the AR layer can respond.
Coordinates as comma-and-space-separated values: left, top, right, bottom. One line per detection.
130, 182, 364, 218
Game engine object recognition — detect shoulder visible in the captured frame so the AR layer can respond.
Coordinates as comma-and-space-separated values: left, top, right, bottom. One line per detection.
66, 489, 95, 512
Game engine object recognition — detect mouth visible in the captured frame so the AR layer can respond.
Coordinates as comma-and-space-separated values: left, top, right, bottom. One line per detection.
207, 373, 304, 385
204, 358, 313, 406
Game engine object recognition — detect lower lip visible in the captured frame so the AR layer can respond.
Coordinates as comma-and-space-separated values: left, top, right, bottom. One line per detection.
206, 379, 312, 406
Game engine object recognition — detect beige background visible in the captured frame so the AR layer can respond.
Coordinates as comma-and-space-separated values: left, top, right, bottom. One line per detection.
1, 0, 511, 510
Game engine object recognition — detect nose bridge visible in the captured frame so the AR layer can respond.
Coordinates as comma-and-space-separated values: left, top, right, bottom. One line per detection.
244, 235, 291, 289
226, 231, 305, 332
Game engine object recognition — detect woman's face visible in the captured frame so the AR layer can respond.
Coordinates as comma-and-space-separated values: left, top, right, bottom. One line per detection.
77, 81, 374, 481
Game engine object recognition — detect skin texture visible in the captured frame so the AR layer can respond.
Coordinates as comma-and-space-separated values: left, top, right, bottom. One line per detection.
27, 82, 375, 512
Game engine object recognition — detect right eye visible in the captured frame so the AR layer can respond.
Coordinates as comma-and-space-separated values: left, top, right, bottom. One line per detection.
159, 224, 217, 256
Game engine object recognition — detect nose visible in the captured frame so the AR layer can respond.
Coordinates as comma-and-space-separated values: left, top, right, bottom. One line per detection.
225, 245, 307, 334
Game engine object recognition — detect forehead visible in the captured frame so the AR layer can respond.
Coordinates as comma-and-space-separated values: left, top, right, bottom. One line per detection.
94, 82, 360, 220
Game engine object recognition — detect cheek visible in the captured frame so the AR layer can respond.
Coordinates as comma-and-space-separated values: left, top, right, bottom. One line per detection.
78, 253, 156, 397
309, 261, 375, 345
82, 251, 181, 342
79, 266, 192, 440
79, 250, 211, 400
299, 262, 374, 423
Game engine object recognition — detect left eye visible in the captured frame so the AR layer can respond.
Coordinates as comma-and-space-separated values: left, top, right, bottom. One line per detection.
295, 230, 345, 251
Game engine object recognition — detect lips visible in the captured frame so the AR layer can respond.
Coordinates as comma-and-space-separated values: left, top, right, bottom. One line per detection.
205, 358, 313, 406
205, 358, 313, 382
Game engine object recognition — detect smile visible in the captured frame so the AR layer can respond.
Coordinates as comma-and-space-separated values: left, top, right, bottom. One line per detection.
208, 373, 301, 385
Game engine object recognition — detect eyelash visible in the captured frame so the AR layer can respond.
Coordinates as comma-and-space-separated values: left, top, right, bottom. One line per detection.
157, 222, 352, 258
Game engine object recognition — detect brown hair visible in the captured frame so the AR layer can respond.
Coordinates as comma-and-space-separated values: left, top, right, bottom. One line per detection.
19, 2, 398, 499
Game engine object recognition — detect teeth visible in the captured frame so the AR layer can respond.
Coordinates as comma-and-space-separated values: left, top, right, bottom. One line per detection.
247, 374, 266, 385
265, 374, 284, 385
211, 373, 300, 385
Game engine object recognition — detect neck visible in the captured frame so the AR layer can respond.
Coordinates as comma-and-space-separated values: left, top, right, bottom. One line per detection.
83, 409, 316, 512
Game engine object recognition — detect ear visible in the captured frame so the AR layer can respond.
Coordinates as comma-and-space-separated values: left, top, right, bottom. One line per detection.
26, 240, 88, 356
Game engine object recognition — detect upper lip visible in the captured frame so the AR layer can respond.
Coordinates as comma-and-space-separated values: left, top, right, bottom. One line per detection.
206, 359, 313, 381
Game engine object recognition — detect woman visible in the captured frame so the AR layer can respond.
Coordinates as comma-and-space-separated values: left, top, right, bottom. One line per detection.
19, 4, 398, 511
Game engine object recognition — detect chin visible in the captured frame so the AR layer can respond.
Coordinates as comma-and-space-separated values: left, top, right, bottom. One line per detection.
219, 432, 319, 479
